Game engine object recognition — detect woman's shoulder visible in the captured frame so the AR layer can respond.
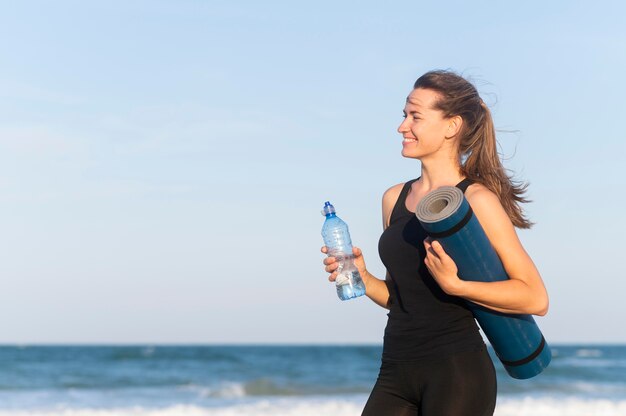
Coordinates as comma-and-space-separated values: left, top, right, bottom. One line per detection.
381, 181, 410, 229
383, 182, 405, 201
464, 182, 512, 230
465, 182, 501, 209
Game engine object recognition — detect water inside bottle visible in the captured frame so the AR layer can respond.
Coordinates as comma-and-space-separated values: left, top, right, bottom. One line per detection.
336, 270, 366, 300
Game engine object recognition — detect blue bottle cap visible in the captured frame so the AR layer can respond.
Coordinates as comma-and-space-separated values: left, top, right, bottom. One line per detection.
322, 201, 336, 216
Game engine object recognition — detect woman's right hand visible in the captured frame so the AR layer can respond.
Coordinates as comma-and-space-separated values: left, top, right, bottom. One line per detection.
321, 246, 369, 286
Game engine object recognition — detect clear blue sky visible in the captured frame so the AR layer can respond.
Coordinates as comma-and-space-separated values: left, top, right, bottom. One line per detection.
1, 0, 625, 344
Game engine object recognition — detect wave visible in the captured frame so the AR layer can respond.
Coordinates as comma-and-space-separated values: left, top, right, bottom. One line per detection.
575, 348, 603, 358
496, 397, 626, 416
0, 399, 363, 416
180, 379, 370, 398
1, 397, 626, 416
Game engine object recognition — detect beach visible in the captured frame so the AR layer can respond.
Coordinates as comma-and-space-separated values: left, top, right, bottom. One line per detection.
1, 345, 625, 415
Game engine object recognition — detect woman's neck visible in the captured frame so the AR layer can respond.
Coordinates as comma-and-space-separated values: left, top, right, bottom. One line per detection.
418, 156, 464, 191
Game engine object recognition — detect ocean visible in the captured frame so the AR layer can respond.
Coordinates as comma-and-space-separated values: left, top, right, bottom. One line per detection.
0, 345, 624, 415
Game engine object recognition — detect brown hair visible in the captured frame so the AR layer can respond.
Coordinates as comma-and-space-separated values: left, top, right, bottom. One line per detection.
414, 70, 532, 228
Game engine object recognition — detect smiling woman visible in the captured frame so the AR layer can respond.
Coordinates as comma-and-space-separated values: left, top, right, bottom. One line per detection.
321, 70, 549, 416
400, 88, 455, 160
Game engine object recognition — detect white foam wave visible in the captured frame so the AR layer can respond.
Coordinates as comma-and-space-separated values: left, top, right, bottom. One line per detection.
495, 397, 626, 416
575, 348, 603, 358
1, 397, 626, 416
0, 398, 365, 416
179, 382, 247, 399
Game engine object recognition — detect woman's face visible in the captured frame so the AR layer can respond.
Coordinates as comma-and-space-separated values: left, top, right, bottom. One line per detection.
397, 88, 453, 160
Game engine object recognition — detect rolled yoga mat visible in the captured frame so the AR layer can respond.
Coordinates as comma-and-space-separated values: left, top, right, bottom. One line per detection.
415, 186, 551, 379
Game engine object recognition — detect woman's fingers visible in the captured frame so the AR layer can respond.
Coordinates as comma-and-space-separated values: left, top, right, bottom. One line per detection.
322, 248, 338, 274
325, 261, 339, 274
321, 245, 338, 281
322, 245, 365, 283
423, 239, 439, 258
431, 240, 445, 255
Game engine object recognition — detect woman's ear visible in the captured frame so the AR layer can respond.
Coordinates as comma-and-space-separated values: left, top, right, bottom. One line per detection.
445, 115, 463, 139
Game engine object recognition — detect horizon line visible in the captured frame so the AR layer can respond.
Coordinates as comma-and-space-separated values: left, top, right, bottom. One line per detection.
1, 341, 625, 347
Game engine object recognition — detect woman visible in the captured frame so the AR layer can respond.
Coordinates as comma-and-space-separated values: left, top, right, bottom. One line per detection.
321, 70, 549, 416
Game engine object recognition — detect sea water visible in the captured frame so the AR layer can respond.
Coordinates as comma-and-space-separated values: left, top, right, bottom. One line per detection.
0, 345, 625, 415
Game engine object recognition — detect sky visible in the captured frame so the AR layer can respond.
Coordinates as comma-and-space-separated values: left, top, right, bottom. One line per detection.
0, 0, 625, 345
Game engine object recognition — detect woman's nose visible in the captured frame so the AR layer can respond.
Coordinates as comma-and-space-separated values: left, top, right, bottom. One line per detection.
397, 118, 409, 134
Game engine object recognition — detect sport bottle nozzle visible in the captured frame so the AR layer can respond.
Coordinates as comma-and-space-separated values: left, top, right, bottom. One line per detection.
322, 201, 336, 216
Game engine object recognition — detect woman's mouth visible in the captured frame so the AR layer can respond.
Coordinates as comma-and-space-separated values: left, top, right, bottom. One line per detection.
403, 137, 417, 143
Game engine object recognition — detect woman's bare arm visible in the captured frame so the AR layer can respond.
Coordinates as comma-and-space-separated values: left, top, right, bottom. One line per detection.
423, 184, 549, 316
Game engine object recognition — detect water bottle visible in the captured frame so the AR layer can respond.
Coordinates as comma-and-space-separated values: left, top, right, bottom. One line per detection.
321, 201, 366, 300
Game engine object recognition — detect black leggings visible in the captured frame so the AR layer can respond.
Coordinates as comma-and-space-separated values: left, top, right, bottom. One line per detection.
362, 346, 497, 416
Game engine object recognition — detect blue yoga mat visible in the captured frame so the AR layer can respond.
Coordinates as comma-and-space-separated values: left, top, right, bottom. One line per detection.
415, 186, 551, 379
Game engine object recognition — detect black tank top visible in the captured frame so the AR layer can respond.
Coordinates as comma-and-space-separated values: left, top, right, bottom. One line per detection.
378, 178, 484, 361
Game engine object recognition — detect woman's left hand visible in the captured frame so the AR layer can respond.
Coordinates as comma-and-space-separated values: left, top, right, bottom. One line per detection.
423, 238, 464, 296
